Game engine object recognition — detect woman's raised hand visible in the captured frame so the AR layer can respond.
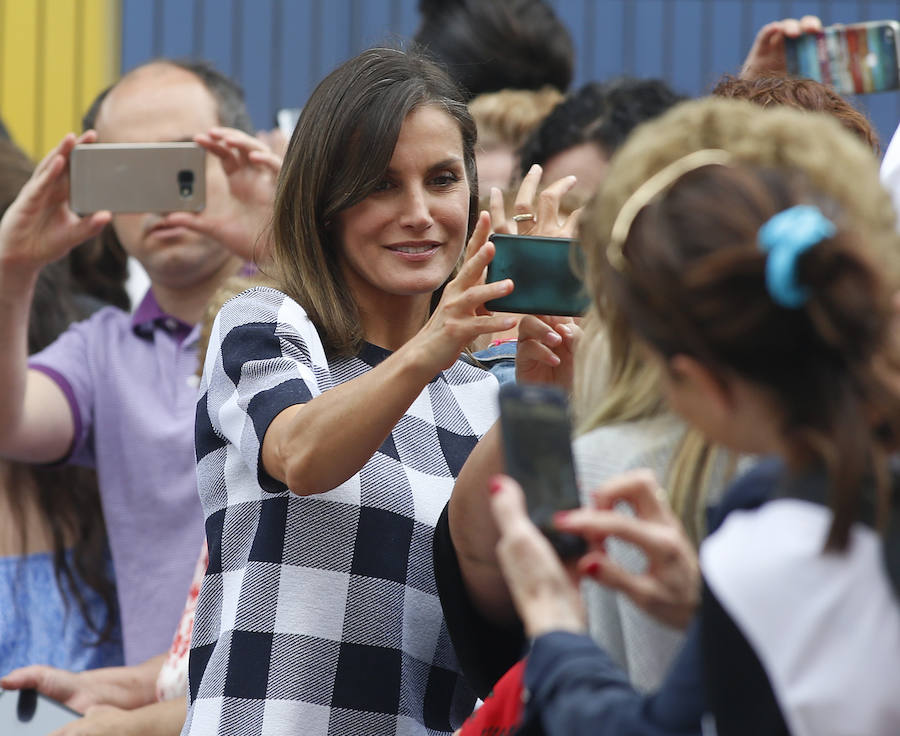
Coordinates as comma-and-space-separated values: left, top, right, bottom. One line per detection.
554, 470, 700, 630
487, 166, 585, 389
741, 15, 823, 79
489, 164, 581, 237
414, 211, 517, 371
489, 468, 700, 635
0, 132, 111, 273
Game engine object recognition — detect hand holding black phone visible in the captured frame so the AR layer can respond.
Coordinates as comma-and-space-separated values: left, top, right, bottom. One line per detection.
485, 233, 589, 317
498, 383, 587, 558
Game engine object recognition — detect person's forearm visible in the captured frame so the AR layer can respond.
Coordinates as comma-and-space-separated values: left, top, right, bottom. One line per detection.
0, 258, 40, 452
86, 653, 167, 710
447, 423, 517, 625
266, 337, 438, 494
122, 696, 187, 736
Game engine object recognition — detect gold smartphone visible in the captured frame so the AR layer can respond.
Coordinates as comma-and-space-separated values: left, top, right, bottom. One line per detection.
69, 142, 206, 214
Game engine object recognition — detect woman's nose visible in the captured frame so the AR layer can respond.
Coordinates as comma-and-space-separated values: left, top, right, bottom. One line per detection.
399, 186, 434, 230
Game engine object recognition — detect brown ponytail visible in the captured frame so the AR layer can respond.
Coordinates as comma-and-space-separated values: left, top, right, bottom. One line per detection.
609, 164, 900, 550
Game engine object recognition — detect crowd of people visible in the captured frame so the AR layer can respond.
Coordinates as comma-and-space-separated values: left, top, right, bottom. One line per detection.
0, 2, 898, 735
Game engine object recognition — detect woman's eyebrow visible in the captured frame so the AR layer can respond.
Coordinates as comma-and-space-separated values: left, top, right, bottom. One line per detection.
384, 156, 464, 175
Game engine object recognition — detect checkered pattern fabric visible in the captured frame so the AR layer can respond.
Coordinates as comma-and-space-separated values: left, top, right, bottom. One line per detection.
184, 287, 499, 736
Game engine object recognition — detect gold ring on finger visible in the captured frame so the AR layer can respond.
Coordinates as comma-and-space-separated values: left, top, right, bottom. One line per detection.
512, 213, 536, 223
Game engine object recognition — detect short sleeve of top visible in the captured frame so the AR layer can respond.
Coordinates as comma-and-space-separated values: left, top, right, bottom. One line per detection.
196, 286, 327, 495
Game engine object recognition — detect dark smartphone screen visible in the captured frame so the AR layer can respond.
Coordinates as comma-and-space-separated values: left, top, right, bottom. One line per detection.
486, 233, 589, 317
0, 689, 80, 734
498, 383, 587, 558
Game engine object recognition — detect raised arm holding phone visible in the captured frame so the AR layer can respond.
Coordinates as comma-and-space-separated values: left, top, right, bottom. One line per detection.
0, 60, 278, 736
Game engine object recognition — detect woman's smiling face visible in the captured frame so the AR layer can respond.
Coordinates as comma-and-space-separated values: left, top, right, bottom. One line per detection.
334, 105, 471, 308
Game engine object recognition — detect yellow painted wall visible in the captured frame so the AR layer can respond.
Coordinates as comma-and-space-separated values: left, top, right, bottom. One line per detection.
0, 0, 119, 160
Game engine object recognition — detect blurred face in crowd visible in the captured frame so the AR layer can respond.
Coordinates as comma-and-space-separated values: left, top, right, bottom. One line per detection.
334, 105, 470, 311
541, 140, 609, 208
93, 63, 241, 290
476, 143, 516, 193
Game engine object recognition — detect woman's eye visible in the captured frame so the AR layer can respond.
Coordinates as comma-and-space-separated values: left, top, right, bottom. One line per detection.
372, 180, 393, 193
431, 172, 459, 187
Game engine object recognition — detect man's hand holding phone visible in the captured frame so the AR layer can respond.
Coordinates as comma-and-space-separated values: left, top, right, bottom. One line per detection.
162, 126, 282, 264
0, 131, 111, 275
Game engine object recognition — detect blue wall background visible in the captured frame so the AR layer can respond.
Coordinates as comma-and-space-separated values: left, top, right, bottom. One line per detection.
120, 0, 900, 151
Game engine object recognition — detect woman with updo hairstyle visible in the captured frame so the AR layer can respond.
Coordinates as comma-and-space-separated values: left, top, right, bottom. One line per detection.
443, 98, 900, 702
478, 100, 900, 734
183, 46, 523, 735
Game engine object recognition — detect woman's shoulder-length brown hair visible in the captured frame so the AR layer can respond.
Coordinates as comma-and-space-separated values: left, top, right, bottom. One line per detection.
272, 45, 478, 359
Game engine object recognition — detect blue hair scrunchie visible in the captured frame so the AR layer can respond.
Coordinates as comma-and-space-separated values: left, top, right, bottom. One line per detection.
757, 205, 837, 308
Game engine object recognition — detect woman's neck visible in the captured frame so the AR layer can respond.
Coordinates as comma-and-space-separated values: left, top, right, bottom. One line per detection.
356, 293, 432, 351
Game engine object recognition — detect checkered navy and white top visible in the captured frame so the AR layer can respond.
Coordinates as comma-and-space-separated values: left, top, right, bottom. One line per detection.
184, 286, 500, 736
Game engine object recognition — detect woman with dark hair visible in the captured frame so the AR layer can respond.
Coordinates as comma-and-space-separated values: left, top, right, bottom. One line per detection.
0, 138, 120, 673
183, 46, 522, 735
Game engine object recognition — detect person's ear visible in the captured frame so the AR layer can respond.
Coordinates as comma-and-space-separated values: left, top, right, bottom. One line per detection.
667, 353, 735, 422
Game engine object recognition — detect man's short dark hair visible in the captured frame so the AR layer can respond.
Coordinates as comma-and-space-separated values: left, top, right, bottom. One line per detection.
518, 78, 685, 177
414, 0, 573, 99
82, 58, 254, 134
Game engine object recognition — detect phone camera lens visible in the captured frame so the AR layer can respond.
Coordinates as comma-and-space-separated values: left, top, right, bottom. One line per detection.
177, 170, 194, 198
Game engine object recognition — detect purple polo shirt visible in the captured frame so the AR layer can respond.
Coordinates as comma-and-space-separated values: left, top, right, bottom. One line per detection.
29, 290, 205, 665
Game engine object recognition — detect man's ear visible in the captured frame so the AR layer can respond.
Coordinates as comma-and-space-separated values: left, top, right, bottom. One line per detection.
667, 353, 735, 421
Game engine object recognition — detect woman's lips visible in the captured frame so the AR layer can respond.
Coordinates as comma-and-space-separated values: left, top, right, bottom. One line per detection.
386, 242, 441, 260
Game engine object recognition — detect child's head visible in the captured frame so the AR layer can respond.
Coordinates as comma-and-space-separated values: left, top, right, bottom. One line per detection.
608, 159, 894, 443
577, 97, 900, 546
579, 97, 898, 429
602, 160, 900, 550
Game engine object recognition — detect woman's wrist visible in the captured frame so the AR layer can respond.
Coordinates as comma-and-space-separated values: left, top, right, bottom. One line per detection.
522, 599, 587, 639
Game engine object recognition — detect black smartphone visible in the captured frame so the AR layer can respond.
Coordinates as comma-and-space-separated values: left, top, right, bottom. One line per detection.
498, 383, 587, 558
0, 689, 80, 734
69, 142, 206, 214
785, 21, 900, 95
485, 233, 590, 317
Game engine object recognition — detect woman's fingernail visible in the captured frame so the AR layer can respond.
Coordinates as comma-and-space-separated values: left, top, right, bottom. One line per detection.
489, 478, 503, 495
553, 510, 571, 524
585, 560, 601, 576
547, 331, 562, 345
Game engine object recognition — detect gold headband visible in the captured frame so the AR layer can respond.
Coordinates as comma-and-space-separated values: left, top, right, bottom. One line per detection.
606, 148, 735, 271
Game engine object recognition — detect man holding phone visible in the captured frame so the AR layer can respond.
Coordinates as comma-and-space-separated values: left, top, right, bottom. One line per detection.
0, 59, 278, 676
